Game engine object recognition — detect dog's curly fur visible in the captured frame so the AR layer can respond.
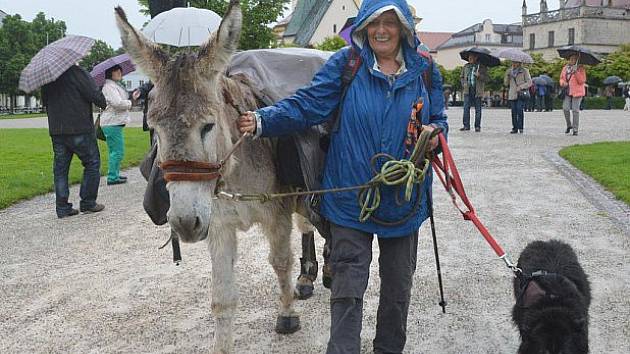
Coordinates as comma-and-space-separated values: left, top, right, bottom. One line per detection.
512, 240, 591, 354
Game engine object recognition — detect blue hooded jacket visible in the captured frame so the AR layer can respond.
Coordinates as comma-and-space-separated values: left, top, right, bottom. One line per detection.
257, 0, 449, 237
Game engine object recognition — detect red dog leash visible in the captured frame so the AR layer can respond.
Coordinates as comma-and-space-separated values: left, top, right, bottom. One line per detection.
432, 133, 520, 274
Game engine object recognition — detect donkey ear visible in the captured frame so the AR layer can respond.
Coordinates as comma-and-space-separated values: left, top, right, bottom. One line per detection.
114, 6, 169, 83
197, 0, 242, 76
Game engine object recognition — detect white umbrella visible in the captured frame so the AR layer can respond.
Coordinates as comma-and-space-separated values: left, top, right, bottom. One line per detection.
493, 48, 534, 64
141, 7, 222, 47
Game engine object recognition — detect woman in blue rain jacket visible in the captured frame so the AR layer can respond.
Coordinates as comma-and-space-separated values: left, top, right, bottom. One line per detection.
238, 1, 448, 352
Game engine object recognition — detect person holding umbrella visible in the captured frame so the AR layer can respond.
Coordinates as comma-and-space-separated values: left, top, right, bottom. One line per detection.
560, 54, 587, 135
504, 61, 532, 134
20, 35, 107, 218
459, 52, 489, 132
99, 65, 133, 185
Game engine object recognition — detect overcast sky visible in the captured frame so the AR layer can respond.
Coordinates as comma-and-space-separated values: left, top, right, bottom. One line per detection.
0, 0, 559, 48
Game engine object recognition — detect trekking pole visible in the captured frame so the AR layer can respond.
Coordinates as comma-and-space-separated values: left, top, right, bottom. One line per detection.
428, 191, 447, 313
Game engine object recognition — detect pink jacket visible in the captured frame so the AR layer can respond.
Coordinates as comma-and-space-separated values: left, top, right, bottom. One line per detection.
560, 65, 587, 98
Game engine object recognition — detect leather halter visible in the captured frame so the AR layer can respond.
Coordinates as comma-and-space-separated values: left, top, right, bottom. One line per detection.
159, 160, 222, 182
158, 88, 247, 183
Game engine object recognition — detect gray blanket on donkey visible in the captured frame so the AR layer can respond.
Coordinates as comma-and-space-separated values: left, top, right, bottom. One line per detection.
141, 48, 333, 226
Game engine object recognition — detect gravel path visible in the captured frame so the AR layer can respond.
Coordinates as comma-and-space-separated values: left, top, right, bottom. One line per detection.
0, 111, 145, 129
1, 108, 629, 353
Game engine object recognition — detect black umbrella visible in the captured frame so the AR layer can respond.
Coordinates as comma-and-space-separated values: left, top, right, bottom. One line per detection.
460, 47, 500, 67
557, 45, 601, 65
603, 76, 622, 86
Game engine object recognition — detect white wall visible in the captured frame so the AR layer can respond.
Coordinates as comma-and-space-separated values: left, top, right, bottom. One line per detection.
122, 69, 150, 91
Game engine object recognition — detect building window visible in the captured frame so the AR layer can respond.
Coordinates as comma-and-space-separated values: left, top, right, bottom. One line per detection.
485, 34, 491, 42
529, 33, 535, 50
501, 34, 513, 44
126, 80, 131, 88
548, 31, 554, 47
139, 80, 145, 87
342, 5, 345, 10
568, 28, 575, 45
333, 24, 337, 33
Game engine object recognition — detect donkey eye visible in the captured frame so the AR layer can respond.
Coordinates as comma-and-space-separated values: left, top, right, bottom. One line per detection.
201, 123, 215, 138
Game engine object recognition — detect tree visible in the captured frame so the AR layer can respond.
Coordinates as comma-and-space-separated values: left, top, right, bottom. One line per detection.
138, 0, 290, 49
587, 44, 630, 88
80, 40, 116, 72
315, 36, 347, 52
0, 13, 66, 110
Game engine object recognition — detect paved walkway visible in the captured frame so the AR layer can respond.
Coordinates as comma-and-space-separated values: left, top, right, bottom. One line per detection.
0, 111, 145, 129
1, 108, 629, 353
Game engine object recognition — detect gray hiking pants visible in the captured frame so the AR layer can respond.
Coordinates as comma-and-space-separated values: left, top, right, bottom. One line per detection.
325, 223, 419, 354
563, 96, 583, 132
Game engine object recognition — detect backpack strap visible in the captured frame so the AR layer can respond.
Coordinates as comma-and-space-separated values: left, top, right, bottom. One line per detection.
332, 47, 362, 133
418, 49, 433, 94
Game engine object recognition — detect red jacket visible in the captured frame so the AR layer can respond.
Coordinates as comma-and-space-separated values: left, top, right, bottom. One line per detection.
560, 65, 587, 98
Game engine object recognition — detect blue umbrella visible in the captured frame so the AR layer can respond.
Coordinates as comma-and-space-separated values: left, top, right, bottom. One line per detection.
603, 76, 622, 86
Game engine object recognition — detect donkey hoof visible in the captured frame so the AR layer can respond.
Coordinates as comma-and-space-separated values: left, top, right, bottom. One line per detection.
275, 315, 301, 334
295, 283, 314, 300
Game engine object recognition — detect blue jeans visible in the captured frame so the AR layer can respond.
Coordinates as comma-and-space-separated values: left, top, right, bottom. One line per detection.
510, 99, 525, 131
51, 133, 101, 216
463, 89, 482, 129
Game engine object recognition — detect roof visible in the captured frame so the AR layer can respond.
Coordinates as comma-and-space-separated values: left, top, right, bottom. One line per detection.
417, 32, 453, 51
0, 9, 7, 27
436, 20, 523, 50
284, 0, 360, 47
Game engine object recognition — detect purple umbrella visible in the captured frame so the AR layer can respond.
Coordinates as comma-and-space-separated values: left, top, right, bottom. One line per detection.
339, 17, 355, 45
90, 53, 136, 87
19, 35, 95, 93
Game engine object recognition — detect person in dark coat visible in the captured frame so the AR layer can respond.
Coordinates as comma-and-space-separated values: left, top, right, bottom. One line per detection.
133, 81, 155, 143
42, 64, 107, 218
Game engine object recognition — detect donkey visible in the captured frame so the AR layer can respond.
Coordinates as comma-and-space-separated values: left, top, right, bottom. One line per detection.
115, 1, 301, 352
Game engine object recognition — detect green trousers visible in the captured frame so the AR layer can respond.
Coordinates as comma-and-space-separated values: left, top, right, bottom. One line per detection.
102, 125, 125, 182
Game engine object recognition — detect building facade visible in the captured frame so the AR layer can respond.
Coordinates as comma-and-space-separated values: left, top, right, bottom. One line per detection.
276, 0, 421, 47
279, 0, 361, 47
522, 0, 630, 60
434, 19, 523, 69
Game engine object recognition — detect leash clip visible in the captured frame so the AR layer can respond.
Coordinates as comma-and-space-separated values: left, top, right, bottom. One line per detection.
500, 254, 522, 277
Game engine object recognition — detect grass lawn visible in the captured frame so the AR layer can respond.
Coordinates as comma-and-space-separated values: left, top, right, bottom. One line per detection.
560, 141, 630, 206
0, 113, 48, 119
0, 128, 151, 209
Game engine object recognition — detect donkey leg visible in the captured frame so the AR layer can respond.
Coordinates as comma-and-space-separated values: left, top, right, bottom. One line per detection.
208, 231, 238, 353
295, 231, 317, 300
264, 213, 300, 334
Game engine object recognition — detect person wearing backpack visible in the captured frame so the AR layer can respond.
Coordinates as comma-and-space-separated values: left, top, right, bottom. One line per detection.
237, 1, 448, 352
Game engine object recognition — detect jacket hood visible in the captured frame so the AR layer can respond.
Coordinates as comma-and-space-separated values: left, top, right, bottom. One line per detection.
351, 0, 417, 50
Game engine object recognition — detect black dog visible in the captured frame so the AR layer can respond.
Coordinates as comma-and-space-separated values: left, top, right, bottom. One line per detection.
512, 240, 591, 354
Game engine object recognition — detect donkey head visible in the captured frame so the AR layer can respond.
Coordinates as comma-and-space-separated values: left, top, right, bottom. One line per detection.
115, 1, 242, 243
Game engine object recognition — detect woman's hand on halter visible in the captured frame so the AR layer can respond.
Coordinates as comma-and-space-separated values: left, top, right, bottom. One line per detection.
237, 111, 257, 135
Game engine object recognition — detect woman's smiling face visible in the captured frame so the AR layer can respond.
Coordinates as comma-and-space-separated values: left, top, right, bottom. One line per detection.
366, 10, 402, 59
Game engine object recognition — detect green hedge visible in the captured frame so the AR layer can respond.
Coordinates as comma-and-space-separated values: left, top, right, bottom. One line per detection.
553, 96, 626, 110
